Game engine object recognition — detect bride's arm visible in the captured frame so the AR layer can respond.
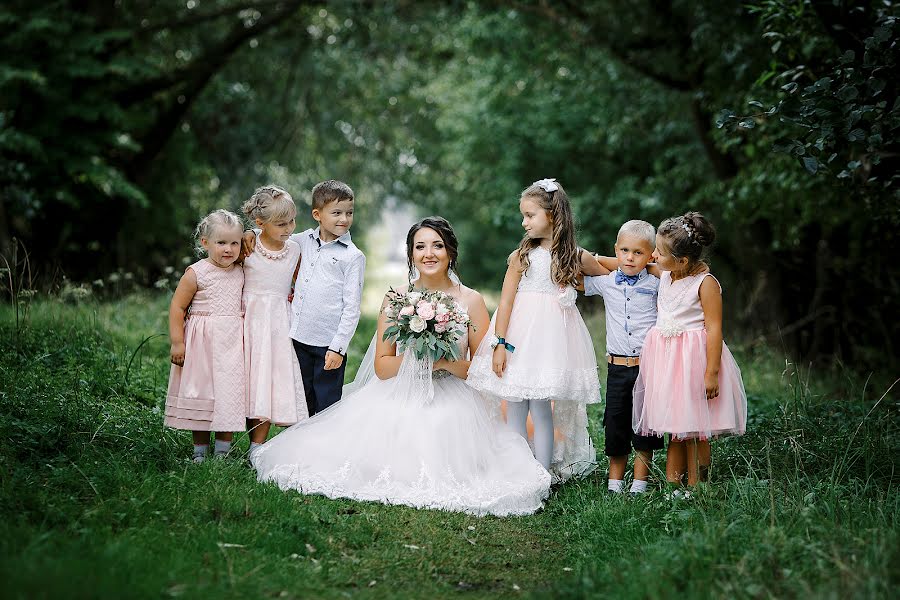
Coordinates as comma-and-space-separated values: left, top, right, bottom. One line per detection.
433, 289, 490, 379
373, 296, 404, 380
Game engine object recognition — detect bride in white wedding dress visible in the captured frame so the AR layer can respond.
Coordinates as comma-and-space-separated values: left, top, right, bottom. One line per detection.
252, 217, 551, 516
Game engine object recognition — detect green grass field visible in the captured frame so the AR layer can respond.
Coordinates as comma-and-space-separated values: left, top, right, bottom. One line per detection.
1, 294, 897, 599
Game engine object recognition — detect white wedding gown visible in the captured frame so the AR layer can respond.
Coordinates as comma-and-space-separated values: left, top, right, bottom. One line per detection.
252, 330, 551, 517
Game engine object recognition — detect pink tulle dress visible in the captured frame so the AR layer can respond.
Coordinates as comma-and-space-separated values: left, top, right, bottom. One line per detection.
632, 271, 747, 440
243, 235, 307, 426
165, 259, 246, 432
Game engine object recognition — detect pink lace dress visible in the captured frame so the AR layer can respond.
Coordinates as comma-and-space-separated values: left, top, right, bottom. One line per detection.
632, 271, 747, 440
243, 235, 307, 425
165, 259, 246, 432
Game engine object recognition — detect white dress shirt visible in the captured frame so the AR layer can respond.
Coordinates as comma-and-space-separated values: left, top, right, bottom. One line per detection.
584, 269, 659, 356
288, 227, 366, 354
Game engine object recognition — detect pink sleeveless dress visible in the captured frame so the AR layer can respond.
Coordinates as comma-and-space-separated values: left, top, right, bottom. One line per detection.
243, 235, 307, 425
632, 271, 747, 440
164, 259, 246, 432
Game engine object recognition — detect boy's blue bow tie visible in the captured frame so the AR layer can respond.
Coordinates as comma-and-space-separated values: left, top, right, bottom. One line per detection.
616, 271, 640, 286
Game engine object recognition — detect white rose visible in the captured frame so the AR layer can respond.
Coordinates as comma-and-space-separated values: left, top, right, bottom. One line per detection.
557, 285, 577, 308
407, 291, 423, 304
409, 315, 427, 333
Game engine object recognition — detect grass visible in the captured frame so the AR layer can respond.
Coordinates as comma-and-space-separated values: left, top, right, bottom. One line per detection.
0, 294, 897, 599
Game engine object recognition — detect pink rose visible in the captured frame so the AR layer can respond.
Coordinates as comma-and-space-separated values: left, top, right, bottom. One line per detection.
437, 312, 450, 324
400, 305, 415, 316
416, 300, 436, 320
434, 321, 448, 333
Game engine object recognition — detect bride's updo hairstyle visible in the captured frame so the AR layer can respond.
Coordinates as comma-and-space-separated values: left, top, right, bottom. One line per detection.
657, 211, 716, 270
405, 216, 460, 280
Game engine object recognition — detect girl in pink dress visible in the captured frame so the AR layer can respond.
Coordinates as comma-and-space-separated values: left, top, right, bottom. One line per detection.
165, 210, 246, 463
632, 211, 747, 486
467, 178, 608, 482
241, 186, 308, 458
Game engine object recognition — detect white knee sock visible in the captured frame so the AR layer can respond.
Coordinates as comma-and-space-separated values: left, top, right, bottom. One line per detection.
530, 400, 554, 470
506, 401, 530, 439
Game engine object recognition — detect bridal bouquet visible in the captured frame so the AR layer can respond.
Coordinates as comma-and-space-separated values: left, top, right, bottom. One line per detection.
382, 287, 471, 362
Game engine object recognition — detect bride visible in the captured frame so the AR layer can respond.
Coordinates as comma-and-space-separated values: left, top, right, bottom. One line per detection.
252, 217, 551, 516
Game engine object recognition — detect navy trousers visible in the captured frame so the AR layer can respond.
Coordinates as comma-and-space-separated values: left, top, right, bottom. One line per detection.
293, 340, 347, 416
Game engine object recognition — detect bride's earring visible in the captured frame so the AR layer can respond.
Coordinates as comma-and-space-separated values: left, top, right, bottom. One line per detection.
409, 265, 420, 283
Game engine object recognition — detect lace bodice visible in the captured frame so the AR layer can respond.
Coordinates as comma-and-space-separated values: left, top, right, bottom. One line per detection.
187, 259, 243, 317
656, 271, 721, 334
517, 247, 558, 294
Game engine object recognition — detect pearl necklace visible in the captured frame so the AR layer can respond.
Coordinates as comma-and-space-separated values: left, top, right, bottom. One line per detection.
256, 239, 290, 260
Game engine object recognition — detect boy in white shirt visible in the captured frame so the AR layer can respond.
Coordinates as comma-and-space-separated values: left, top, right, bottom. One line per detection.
288, 180, 366, 416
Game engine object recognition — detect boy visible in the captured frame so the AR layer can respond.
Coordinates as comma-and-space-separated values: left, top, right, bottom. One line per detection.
288, 180, 365, 417
584, 220, 664, 495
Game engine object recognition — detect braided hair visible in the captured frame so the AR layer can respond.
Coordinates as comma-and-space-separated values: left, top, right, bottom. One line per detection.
657, 211, 716, 270
241, 185, 296, 224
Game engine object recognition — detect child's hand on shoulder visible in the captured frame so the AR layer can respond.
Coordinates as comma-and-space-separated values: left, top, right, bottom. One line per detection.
241, 230, 256, 257
324, 350, 344, 370
171, 342, 186, 366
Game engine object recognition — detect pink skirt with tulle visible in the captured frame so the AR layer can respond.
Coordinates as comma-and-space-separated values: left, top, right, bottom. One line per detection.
632, 327, 746, 440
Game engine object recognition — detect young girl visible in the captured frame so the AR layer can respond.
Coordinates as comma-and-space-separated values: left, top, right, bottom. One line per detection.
632, 211, 747, 486
242, 185, 308, 457
165, 209, 246, 462
467, 178, 607, 481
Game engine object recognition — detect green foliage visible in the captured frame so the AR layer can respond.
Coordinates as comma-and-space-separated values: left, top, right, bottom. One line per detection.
720, 1, 900, 203
1, 0, 898, 367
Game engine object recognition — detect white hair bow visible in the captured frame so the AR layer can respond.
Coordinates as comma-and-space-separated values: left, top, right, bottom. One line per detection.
533, 178, 559, 193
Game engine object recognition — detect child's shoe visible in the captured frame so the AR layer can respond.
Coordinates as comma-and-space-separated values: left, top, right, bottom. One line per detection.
666, 488, 692, 500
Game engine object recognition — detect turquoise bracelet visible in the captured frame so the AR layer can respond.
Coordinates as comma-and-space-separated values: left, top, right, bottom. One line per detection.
493, 337, 516, 352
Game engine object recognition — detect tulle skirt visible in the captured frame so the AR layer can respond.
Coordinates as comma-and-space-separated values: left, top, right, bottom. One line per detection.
466, 292, 600, 482
466, 292, 601, 404
633, 327, 747, 440
244, 293, 307, 426
252, 373, 551, 517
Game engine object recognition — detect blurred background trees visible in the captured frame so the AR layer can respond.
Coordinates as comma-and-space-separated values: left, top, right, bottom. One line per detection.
1, 0, 897, 365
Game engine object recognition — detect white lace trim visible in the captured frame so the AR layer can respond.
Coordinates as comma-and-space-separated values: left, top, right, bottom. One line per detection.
256, 460, 550, 517
466, 357, 601, 404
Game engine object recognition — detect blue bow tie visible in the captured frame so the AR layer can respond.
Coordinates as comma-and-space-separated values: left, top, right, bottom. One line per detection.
616, 271, 640, 286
